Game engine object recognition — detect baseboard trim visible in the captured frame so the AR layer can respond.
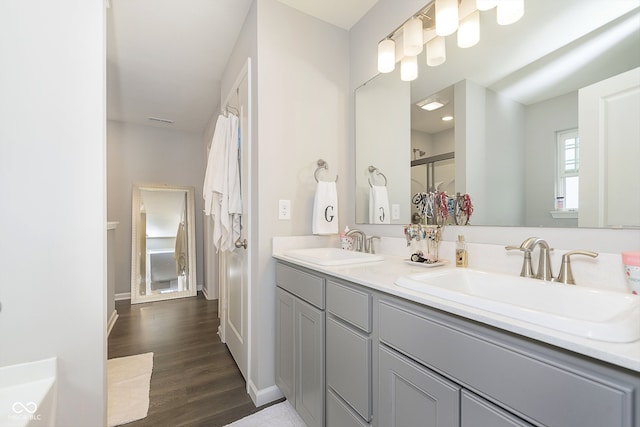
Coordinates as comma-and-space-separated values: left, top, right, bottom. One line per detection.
115, 292, 131, 301
202, 286, 210, 300
107, 310, 119, 336
248, 381, 283, 407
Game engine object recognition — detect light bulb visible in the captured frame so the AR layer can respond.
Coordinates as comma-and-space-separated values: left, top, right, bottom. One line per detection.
458, 10, 480, 48
377, 39, 396, 73
476, 0, 497, 11
497, 0, 524, 25
426, 37, 446, 67
436, 0, 459, 37
401, 55, 418, 81
403, 17, 424, 57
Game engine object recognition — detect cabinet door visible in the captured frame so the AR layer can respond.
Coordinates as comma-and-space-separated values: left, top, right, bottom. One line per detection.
327, 387, 370, 427
296, 298, 325, 427
326, 316, 372, 421
275, 287, 295, 401
462, 391, 533, 427
379, 346, 459, 427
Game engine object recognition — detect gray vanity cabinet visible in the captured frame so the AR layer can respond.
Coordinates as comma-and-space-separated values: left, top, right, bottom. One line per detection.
461, 390, 533, 427
379, 345, 460, 427
275, 263, 325, 427
326, 280, 373, 426
378, 298, 638, 427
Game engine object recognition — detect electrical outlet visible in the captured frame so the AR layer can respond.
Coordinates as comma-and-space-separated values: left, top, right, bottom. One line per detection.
392, 204, 400, 220
278, 199, 291, 220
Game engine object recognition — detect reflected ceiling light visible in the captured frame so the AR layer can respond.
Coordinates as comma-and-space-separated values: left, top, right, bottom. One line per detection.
417, 99, 446, 111
436, 0, 459, 36
403, 17, 424, 56
401, 55, 418, 81
442, 115, 454, 121
377, 39, 396, 73
426, 36, 446, 66
458, 10, 480, 48
496, 0, 524, 26
476, 0, 497, 11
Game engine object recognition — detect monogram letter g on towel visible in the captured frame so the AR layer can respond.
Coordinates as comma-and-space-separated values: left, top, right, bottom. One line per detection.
324, 205, 335, 222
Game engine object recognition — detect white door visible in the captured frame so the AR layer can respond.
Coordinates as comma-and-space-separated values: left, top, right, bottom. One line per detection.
579, 67, 640, 227
220, 60, 251, 381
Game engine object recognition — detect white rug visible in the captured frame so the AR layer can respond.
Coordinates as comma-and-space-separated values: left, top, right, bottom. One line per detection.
107, 352, 154, 427
224, 400, 306, 427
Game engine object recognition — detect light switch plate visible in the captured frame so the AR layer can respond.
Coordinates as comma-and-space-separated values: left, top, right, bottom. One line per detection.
279, 199, 291, 220
392, 204, 400, 220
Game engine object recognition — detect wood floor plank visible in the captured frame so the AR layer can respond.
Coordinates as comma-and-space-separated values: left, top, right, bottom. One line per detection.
108, 293, 282, 427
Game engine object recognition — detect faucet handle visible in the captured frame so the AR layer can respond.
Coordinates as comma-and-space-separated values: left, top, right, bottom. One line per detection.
555, 250, 599, 285
366, 236, 381, 254
505, 245, 535, 278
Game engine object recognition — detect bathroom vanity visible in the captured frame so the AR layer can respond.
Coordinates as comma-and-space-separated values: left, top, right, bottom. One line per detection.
273, 253, 640, 427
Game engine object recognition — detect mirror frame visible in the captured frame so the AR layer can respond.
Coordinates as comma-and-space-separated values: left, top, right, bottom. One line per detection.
130, 183, 197, 304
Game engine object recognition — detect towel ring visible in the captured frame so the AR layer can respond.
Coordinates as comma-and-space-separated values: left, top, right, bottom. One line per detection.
315, 159, 338, 183
368, 165, 388, 187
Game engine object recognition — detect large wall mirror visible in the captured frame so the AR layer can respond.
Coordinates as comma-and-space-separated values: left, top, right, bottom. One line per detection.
131, 183, 197, 304
355, 0, 640, 228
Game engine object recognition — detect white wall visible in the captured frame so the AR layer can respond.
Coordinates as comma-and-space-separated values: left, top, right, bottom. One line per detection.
348, 0, 640, 256
0, 1, 107, 426
107, 120, 207, 296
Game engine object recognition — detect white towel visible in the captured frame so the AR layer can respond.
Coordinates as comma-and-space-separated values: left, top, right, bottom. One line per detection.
312, 181, 339, 235
369, 185, 390, 224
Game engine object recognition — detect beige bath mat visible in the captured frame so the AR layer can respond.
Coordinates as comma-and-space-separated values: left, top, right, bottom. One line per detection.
107, 352, 153, 427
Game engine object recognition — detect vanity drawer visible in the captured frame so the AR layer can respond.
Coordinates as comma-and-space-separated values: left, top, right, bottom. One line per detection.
327, 280, 371, 332
378, 300, 635, 427
326, 316, 372, 421
276, 263, 325, 309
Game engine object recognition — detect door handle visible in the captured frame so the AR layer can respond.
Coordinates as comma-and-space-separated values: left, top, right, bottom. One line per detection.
235, 238, 248, 249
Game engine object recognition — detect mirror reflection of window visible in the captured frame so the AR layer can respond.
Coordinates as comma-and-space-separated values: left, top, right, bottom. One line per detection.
556, 129, 580, 210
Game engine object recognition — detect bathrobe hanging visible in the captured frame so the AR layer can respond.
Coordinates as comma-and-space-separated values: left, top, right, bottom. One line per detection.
203, 113, 242, 252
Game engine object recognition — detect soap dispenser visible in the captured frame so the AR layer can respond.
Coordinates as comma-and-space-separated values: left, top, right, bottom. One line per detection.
456, 235, 468, 268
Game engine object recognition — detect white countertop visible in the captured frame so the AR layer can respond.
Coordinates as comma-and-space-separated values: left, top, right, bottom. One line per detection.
273, 242, 640, 373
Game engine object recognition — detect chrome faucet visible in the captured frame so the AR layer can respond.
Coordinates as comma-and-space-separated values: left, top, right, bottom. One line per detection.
346, 229, 367, 252
507, 237, 599, 285
506, 237, 553, 280
345, 229, 380, 254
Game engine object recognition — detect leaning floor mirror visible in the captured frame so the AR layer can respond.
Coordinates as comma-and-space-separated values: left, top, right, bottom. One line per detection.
130, 183, 197, 304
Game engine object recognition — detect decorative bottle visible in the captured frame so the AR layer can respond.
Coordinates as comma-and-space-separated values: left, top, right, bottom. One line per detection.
456, 235, 468, 268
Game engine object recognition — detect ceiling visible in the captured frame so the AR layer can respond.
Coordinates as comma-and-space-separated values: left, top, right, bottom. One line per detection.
107, 0, 378, 134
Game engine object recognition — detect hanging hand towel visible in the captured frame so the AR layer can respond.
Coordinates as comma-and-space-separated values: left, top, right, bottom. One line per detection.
312, 181, 339, 235
369, 185, 391, 224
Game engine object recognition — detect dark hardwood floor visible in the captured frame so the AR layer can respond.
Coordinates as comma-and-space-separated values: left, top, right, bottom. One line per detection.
108, 293, 279, 427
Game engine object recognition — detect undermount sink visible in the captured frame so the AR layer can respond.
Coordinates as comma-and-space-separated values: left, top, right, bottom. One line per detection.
395, 269, 640, 343
283, 247, 384, 266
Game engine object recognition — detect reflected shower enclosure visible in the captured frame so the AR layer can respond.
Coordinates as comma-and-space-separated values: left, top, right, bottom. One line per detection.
130, 183, 197, 304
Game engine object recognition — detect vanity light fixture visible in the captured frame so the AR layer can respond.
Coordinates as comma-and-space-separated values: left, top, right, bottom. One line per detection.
457, 9, 480, 48
426, 36, 446, 66
442, 115, 454, 121
497, 0, 524, 26
403, 17, 424, 56
436, 0, 459, 36
376, 0, 525, 79
401, 55, 419, 81
377, 38, 396, 73
475, 0, 497, 11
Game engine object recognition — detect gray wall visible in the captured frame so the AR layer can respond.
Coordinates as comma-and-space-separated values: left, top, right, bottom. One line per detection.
107, 120, 207, 295
0, 1, 107, 425
219, 0, 349, 403
525, 91, 578, 227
